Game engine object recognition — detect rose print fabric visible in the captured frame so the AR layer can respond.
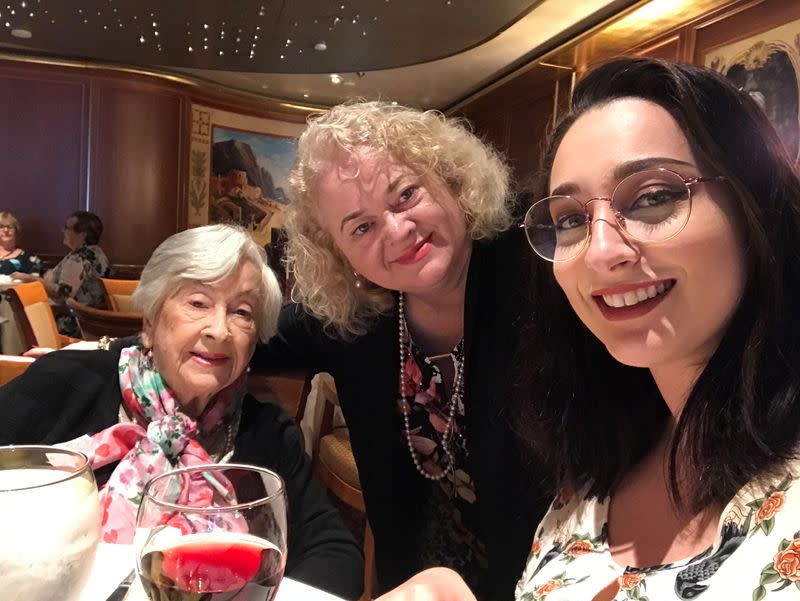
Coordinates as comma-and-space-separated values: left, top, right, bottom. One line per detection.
516, 462, 800, 600
398, 337, 490, 596
62, 345, 245, 544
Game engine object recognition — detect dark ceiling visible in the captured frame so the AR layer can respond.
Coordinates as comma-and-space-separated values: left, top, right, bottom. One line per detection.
0, 0, 541, 74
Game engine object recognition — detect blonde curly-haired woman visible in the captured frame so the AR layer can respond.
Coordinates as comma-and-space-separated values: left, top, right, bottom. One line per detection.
254, 101, 549, 600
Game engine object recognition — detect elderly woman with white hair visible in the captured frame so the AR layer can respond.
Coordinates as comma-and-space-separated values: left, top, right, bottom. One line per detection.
0, 224, 364, 600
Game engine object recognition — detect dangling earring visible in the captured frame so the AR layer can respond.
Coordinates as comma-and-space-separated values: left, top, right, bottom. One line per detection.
353, 271, 364, 289
143, 346, 154, 369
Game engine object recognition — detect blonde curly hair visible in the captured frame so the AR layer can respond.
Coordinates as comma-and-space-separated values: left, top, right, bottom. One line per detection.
286, 101, 512, 339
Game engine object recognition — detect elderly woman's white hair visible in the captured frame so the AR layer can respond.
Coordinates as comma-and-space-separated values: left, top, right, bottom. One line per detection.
133, 224, 282, 342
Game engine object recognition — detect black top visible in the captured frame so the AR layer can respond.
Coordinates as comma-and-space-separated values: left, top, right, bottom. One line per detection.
0, 250, 43, 276
252, 228, 551, 600
0, 345, 365, 601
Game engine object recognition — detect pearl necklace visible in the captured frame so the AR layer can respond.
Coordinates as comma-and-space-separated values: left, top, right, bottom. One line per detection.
397, 292, 464, 481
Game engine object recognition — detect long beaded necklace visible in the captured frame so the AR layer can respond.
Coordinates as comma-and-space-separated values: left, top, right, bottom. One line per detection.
397, 291, 465, 481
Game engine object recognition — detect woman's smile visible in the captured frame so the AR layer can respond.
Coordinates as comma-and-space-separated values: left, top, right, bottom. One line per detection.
591, 279, 676, 321
394, 234, 433, 265
189, 350, 230, 367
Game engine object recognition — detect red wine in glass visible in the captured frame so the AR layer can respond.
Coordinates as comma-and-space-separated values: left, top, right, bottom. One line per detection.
139, 532, 285, 601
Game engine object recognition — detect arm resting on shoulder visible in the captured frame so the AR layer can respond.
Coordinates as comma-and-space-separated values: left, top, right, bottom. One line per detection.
251, 303, 330, 372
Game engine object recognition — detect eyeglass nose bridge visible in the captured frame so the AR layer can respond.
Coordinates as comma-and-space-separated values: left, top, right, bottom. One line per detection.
582, 196, 628, 229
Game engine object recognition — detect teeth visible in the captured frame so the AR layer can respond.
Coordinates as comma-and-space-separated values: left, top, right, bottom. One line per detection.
601, 281, 672, 308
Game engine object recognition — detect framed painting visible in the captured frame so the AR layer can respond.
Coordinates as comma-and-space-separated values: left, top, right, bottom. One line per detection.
188, 105, 305, 246
208, 126, 297, 246
705, 18, 800, 162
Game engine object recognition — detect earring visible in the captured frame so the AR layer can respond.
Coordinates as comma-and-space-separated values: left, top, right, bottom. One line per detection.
143, 346, 154, 369
353, 271, 364, 289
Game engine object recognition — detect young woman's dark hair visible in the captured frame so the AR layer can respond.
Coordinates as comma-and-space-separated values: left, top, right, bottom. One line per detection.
514, 57, 800, 512
70, 210, 104, 246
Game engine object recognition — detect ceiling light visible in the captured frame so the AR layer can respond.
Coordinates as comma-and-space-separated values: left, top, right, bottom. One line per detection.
391, 101, 398, 105
314, 41, 327, 51
10, 27, 30, 38
303, 93, 309, 98
330, 73, 342, 85
139, 35, 145, 43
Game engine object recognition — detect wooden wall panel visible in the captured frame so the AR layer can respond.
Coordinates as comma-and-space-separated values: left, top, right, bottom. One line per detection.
88, 80, 183, 266
459, 74, 569, 186
506, 91, 557, 184
0, 70, 88, 255
635, 35, 682, 61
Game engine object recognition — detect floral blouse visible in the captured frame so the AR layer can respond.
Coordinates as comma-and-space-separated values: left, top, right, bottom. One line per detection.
516, 463, 800, 601
50, 244, 111, 306
48, 244, 111, 336
399, 338, 489, 596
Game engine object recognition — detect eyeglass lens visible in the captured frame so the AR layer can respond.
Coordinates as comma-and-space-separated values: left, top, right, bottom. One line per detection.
524, 169, 692, 261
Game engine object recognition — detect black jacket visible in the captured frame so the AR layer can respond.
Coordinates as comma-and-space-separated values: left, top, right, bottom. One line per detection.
0, 345, 364, 600
252, 228, 551, 600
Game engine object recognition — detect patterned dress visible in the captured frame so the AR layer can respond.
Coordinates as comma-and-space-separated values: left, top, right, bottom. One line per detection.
399, 337, 490, 597
516, 462, 800, 600
0, 250, 42, 276
48, 244, 111, 335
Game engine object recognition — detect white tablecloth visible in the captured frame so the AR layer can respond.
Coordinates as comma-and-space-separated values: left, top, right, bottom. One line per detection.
80, 543, 346, 601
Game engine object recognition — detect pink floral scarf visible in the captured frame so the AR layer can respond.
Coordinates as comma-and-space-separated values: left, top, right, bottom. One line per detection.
64, 345, 246, 544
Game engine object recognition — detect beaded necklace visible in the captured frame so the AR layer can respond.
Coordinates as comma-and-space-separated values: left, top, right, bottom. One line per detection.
397, 291, 465, 481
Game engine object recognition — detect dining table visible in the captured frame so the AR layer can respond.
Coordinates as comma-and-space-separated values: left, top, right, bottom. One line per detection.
80, 542, 348, 601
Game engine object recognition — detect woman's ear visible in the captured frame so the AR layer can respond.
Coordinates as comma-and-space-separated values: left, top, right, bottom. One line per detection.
140, 316, 153, 349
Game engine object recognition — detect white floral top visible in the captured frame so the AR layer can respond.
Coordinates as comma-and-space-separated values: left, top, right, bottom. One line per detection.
517, 464, 800, 601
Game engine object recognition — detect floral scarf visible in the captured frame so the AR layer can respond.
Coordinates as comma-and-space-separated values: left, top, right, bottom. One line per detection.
64, 345, 246, 544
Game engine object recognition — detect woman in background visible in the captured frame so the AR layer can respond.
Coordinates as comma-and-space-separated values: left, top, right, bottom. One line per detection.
378, 57, 800, 601
255, 101, 549, 600
0, 211, 43, 278
45, 210, 111, 335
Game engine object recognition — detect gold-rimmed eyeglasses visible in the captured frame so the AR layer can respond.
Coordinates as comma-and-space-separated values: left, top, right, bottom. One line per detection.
521, 168, 726, 262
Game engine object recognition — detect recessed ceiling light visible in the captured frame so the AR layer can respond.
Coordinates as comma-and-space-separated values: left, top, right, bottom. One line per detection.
314, 41, 327, 51
330, 73, 342, 85
10, 27, 30, 38
303, 93, 309, 98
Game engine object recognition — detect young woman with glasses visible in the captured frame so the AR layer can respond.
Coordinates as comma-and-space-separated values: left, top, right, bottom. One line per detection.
375, 57, 800, 601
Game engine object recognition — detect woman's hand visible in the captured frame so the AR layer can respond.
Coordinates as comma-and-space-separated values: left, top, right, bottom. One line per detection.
10, 272, 36, 282
375, 568, 477, 601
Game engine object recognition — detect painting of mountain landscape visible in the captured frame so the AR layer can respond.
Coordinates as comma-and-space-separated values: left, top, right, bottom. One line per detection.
210, 126, 298, 245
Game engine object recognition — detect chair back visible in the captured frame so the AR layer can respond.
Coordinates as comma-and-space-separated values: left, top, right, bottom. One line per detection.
66, 298, 143, 340
0, 354, 34, 385
6, 281, 63, 350
100, 278, 139, 312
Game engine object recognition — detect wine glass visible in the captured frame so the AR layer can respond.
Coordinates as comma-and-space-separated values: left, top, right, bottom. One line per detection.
135, 463, 288, 601
0, 445, 101, 601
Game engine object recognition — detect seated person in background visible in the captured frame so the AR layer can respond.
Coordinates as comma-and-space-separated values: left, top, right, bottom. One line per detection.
377, 57, 800, 601
0, 223, 364, 600
18, 210, 112, 336
0, 210, 43, 278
